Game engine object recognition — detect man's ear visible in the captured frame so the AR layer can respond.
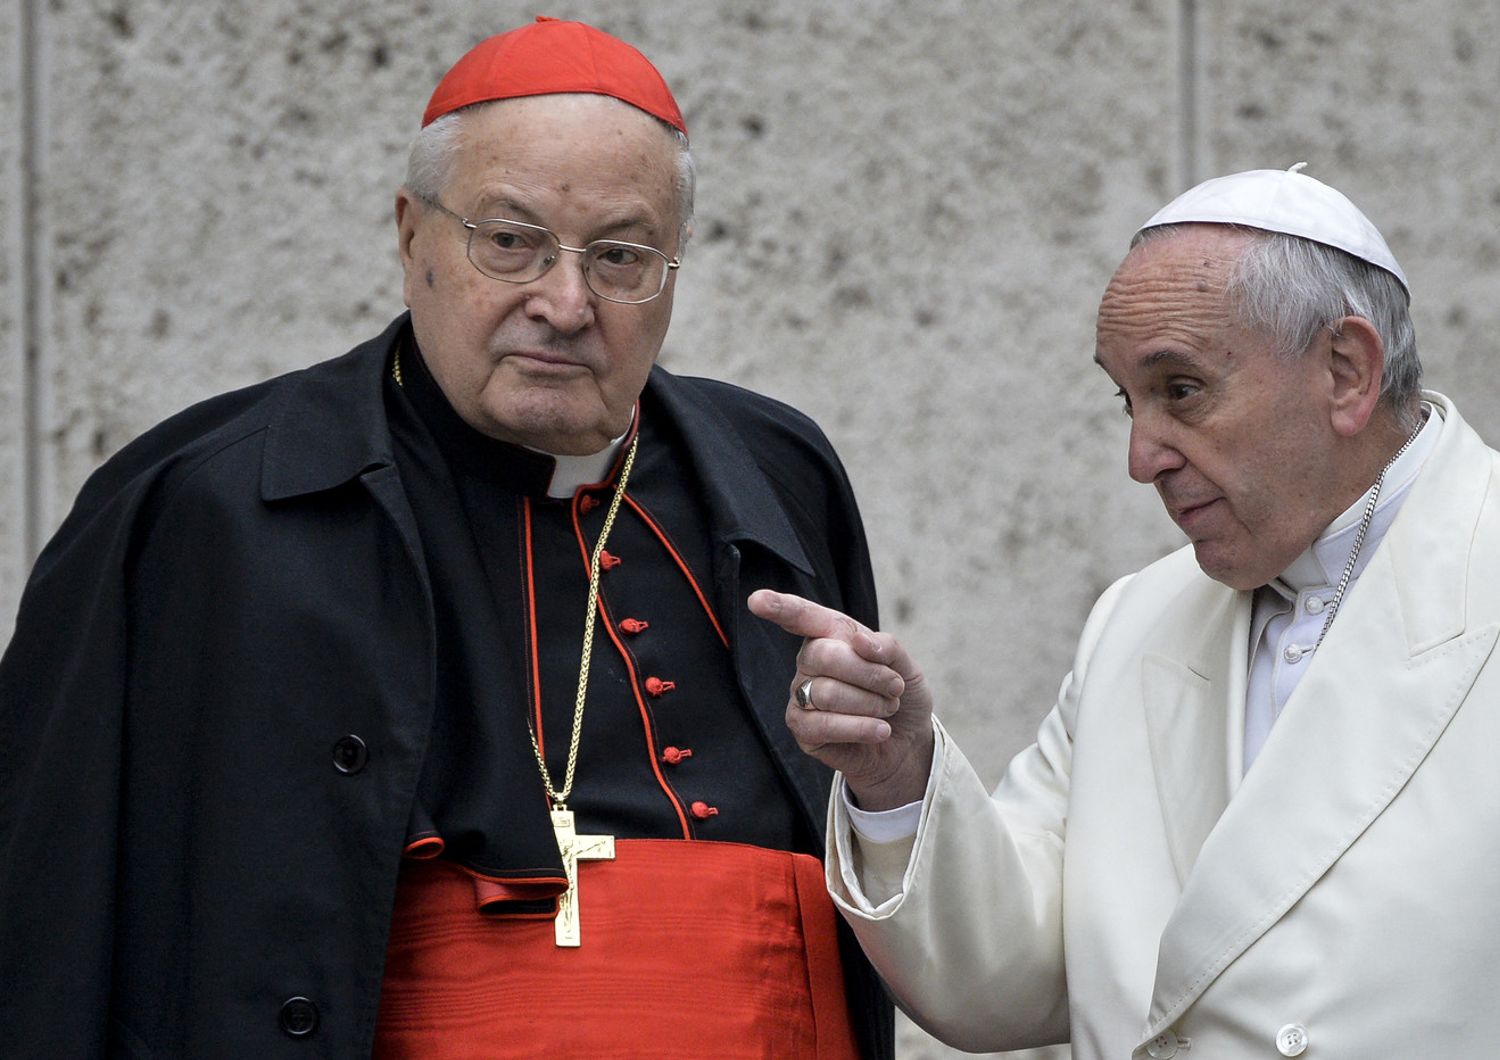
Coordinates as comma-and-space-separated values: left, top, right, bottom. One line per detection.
395, 188, 421, 308
1326, 315, 1385, 437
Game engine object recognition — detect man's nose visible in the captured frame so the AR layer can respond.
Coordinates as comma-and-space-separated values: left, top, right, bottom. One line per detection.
1127, 415, 1184, 484
523, 250, 595, 333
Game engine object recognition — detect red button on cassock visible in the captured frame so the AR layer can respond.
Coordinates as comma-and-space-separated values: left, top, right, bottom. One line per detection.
645, 676, 676, 697
690, 801, 719, 820
662, 746, 693, 765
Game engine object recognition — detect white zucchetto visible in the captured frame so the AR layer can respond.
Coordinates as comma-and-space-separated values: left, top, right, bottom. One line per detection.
1138, 163, 1408, 293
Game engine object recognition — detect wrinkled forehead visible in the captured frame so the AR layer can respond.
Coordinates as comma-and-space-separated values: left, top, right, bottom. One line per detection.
1095, 227, 1259, 354
1101, 226, 1258, 312
449, 94, 682, 202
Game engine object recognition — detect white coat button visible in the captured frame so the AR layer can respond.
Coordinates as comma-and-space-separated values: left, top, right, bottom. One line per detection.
1283, 645, 1305, 664
1145, 1032, 1179, 1058
1304, 595, 1326, 614
1276, 1022, 1309, 1056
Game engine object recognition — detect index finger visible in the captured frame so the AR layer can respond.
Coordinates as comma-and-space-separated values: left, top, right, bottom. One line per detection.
747, 589, 871, 644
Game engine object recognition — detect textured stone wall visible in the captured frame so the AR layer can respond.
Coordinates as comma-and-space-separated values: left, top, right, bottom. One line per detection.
4, 2, 1498, 1057
1, 0, 27, 632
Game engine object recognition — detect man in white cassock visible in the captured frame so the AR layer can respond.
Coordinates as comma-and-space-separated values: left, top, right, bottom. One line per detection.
751, 166, 1500, 1059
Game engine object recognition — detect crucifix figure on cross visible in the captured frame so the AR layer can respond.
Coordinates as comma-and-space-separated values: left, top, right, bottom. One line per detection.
550, 807, 616, 947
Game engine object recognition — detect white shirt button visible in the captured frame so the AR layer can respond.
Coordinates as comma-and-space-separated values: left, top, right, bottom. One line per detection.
1276, 1022, 1309, 1056
1145, 1031, 1179, 1058
1304, 595, 1326, 614
1283, 645, 1305, 664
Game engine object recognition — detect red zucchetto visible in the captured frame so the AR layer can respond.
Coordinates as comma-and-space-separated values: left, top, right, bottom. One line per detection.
421, 16, 687, 136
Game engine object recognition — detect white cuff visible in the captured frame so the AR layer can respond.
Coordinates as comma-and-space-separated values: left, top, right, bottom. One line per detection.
831, 720, 946, 913
845, 794, 922, 843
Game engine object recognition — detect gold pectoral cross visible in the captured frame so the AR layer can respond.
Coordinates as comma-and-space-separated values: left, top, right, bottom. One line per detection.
551, 807, 615, 947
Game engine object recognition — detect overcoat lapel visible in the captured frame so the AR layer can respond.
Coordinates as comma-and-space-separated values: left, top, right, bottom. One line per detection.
1140, 585, 1246, 887
1145, 398, 1500, 1034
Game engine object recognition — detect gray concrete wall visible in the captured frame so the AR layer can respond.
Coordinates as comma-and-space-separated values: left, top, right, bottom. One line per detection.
4, 2, 1498, 1057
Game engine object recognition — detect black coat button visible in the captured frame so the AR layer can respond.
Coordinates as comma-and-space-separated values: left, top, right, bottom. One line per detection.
332, 734, 368, 774
279, 996, 319, 1037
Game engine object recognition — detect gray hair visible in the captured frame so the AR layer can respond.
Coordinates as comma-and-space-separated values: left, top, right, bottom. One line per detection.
404, 100, 696, 254
1132, 224, 1422, 428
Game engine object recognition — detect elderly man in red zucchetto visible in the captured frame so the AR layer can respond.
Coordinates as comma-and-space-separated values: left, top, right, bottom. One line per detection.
0, 19, 892, 1058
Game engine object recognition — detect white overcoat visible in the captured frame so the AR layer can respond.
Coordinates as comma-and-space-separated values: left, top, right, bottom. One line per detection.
829, 393, 1500, 1058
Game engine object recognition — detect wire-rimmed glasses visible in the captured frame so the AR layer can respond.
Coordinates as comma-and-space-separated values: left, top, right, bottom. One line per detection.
421, 197, 680, 305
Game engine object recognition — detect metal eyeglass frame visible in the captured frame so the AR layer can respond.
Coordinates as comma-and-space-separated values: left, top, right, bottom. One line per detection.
419, 196, 681, 305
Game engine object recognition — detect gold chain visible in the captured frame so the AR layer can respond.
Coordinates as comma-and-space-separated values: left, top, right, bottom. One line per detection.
392, 337, 637, 808
529, 436, 639, 809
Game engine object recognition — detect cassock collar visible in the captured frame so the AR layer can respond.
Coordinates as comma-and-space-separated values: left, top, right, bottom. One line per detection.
1270, 401, 1443, 597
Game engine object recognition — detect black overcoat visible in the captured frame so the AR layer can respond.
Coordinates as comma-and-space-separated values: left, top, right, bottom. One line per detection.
0, 315, 894, 1058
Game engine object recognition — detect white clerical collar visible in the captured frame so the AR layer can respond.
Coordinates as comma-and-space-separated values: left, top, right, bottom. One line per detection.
1273, 401, 1443, 595
530, 411, 636, 499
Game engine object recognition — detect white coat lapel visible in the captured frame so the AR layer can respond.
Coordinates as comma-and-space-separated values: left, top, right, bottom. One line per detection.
1145, 397, 1500, 1034
1140, 585, 1247, 887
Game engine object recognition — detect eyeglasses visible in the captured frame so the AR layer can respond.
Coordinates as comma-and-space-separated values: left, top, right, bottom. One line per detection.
420, 197, 681, 305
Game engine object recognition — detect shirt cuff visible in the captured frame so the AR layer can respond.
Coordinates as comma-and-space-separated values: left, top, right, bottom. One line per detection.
845, 795, 922, 843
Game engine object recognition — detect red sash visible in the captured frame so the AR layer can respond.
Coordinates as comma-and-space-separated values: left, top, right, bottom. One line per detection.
375, 839, 860, 1058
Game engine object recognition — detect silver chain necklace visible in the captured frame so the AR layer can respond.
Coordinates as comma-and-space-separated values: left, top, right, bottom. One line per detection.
1311, 424, 1423, 653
